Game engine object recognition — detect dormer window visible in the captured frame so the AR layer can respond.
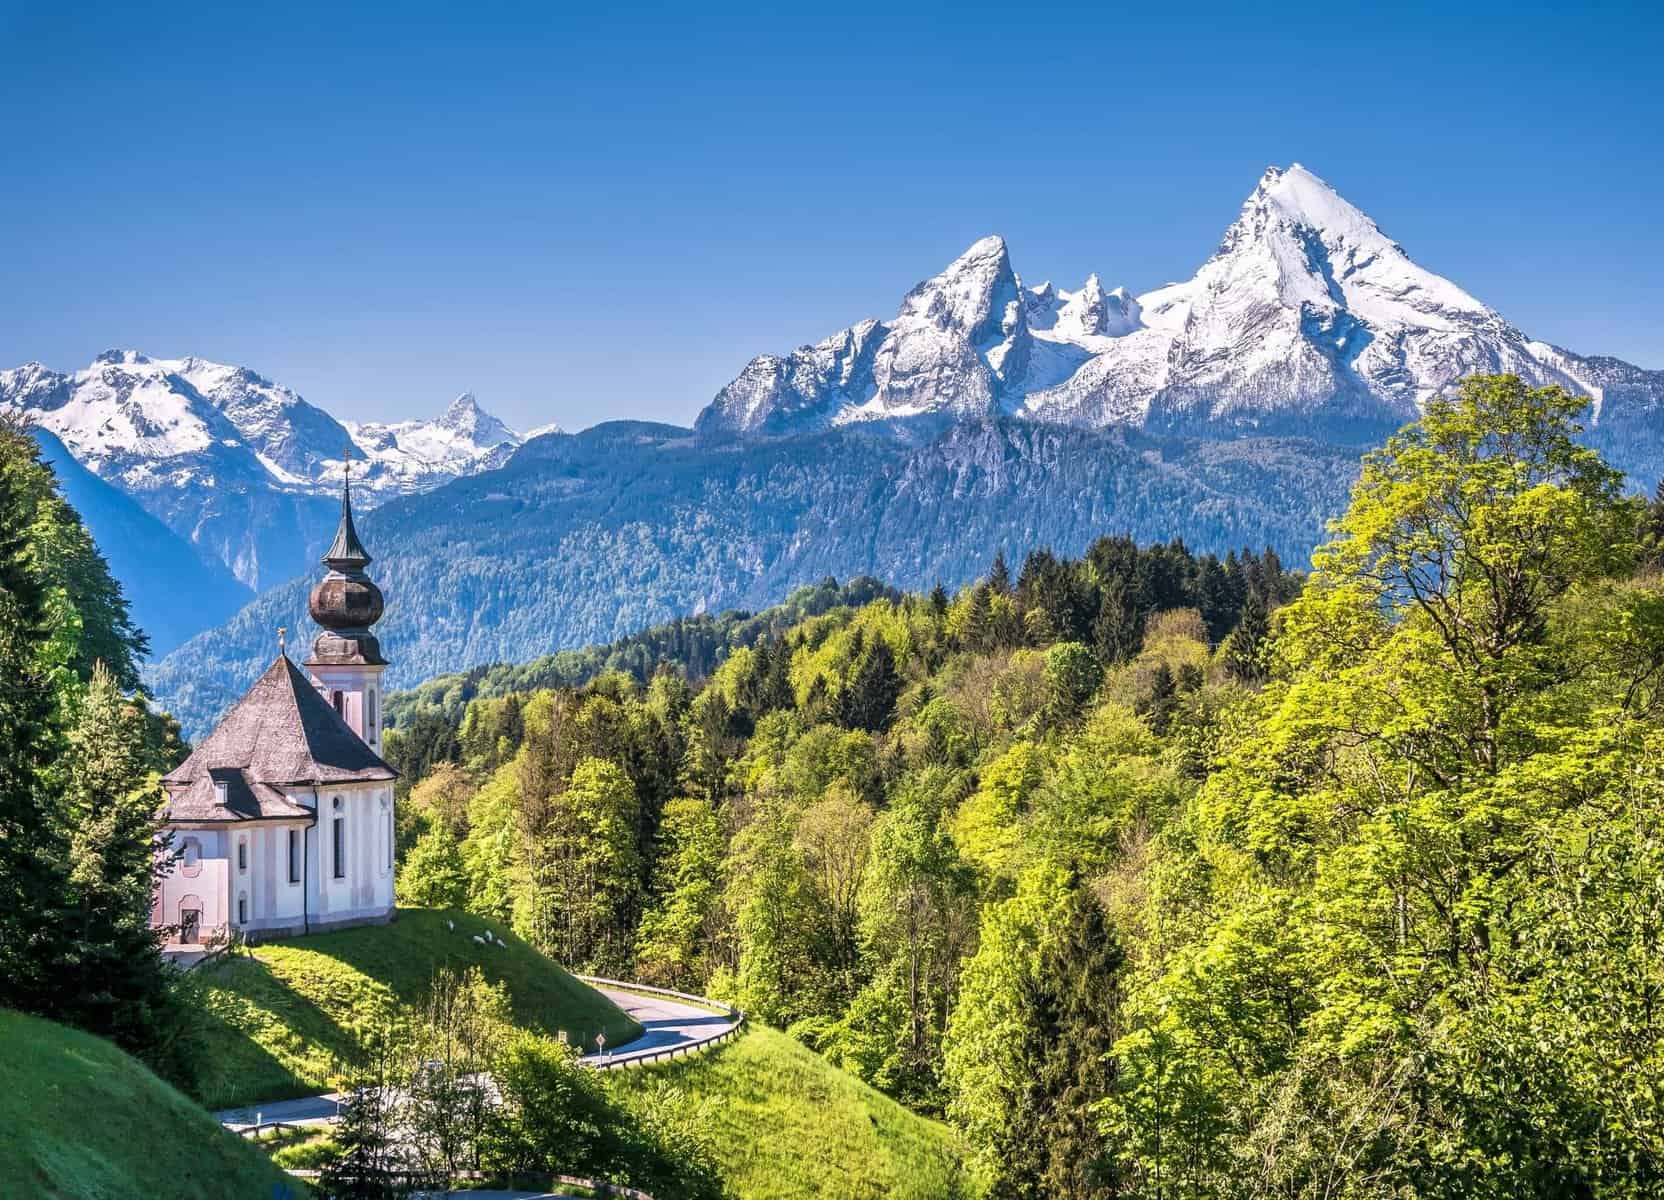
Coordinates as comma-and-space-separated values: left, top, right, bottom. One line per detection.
214, 778, 228, 806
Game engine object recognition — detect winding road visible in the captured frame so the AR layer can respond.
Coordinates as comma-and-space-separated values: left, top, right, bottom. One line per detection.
215, 984, 739, 1131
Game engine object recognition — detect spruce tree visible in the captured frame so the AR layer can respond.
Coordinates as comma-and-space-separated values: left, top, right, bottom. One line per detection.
1223, 590, 1271, 684
1136, 663, 1178, 736
962, 585, 993, 652
989, 550, 1012, 596
837, 639, 902, 732
996, 888, 1125, 1199
61, 663, 194, 1084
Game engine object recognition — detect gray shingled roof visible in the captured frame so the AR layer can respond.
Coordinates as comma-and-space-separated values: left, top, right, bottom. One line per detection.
165, 767, 314, 822
163, 656, 395, 820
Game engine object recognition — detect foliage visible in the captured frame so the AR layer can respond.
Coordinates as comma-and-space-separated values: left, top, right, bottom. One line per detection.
191, 908, 641, 1109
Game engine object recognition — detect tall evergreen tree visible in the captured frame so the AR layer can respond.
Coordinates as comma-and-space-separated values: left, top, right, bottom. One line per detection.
60, 663, 194, 1084
989, 551, 1012, 596
1222, 590, 1271, 684
995, 887, 1124, 1200
838, 640, 902, 733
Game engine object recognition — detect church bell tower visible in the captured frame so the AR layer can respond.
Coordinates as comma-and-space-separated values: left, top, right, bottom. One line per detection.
305, 465, 388, 753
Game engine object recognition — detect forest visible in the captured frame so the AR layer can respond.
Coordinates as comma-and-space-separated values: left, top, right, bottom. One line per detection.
7, 375, 1664, 1197
385, 375, 1664, 1197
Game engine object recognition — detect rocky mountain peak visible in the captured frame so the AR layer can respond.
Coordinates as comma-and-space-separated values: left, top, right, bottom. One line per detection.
897, 234, 1020, 345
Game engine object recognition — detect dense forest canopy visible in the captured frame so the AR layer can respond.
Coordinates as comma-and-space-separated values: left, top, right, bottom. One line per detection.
385, 376, 1664, 1198
0, 417, 191, 1084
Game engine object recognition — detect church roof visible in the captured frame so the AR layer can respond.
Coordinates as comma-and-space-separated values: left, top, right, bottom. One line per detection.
165, 768, 314, 823
162, 656, 395, 818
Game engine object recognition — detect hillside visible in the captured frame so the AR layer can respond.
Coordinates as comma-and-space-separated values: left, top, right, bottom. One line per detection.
603, 1026, 987, 1200
147, 417, 1357, 737
386, 574, 900, 727
0, 1008, 302, 1200
193, 907, 642, 1109
31, 428, 253, 657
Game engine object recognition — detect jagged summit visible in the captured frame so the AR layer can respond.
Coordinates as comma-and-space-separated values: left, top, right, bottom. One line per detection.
0, 350, 522, 591
697, 163, 1656, 443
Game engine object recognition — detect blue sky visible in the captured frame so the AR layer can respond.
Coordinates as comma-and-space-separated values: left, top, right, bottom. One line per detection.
2, 1, 1658, 431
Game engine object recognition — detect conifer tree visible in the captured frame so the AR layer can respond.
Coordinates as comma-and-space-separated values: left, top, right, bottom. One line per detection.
61, 663, 193, 1083
1222, 590, 1271, 683
962, 585, 993, 652
989, 550, 1012, 596
838, 639, 902, 733
996, 887, 1124, 1200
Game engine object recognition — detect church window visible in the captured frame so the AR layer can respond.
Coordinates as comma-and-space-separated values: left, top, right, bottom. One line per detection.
181, 837, 201, 877
237, 893, 248, 925
333, 816, 346, 879
368, 690, 377, 738
237, 838, 248, 872
385, 806, 393, 870
288, 829, 301, 884
331, 690, 345, 717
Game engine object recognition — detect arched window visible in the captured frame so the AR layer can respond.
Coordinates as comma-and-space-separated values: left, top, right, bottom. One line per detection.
180, 837, 203, 878
237, 892, 248, 925
237, 837, 248, 872
367, 689, 377, 738
331, 690, 345, 717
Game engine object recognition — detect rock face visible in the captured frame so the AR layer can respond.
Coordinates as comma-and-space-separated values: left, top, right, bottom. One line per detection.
695, 164, 1664, 471
0, 352, 523, 592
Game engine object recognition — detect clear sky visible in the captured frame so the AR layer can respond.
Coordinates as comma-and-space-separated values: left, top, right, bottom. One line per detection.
2, 1, 1658, 432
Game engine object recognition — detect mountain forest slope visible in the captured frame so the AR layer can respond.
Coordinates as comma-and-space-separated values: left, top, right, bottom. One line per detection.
148, 418, 1356, 737
381, 377, 1664, 1197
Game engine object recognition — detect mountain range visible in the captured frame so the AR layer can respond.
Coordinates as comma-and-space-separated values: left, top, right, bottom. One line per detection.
698, 164, 1664, 466
9, 163, 1660, 733
0, 351, 531, 650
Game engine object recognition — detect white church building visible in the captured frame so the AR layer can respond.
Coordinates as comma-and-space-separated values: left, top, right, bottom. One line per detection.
153, 476, 398, 947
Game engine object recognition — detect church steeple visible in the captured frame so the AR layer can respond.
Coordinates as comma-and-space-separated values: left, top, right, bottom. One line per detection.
321, 469, 372, 572
307, 463, 387, 668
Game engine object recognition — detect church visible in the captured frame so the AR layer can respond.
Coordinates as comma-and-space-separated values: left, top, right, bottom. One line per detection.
153, 475, 398, 947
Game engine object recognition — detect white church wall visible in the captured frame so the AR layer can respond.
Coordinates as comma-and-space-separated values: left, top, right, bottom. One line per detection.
158, 827, 229, 945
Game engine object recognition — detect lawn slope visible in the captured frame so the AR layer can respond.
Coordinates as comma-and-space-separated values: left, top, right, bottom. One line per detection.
604, 1026, 987, 1200
0, 1009, 302, 1200
196, 907, 642, 1109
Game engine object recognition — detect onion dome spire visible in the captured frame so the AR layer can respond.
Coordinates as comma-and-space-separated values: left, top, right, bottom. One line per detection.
306, 457, 387, 667
322, 466, 372, 571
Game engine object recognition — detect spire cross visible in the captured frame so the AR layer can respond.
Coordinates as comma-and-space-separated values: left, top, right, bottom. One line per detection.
277, 626, 287, 656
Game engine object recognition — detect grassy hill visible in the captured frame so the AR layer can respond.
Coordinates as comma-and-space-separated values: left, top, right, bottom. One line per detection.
0, 1008, 303, 1200
603, 1026, 988, 1200
195, 907, 642, 1109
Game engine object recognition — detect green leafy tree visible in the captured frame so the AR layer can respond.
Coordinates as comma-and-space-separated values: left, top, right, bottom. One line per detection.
400, 823, 471, 910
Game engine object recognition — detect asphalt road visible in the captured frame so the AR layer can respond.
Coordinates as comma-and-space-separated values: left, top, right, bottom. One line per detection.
215, 984, 737, 1130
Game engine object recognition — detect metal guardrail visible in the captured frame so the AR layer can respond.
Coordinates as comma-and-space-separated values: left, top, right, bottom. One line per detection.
285, 1167, 657, 1197
575, 974, 746, 1071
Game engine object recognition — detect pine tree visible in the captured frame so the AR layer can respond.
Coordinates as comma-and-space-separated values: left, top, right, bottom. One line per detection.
837, 639, 902, 732
0, 433, 68, 1019
1222, 590, 1271, 684
995, 887, 1125, 1200
962, 585, 993, 652
989, 551, 1012, 596
1091, 582, 1143, 665
1136, 664, 1178, 736
61, 663, 195, 1084
322, 1041, 404, 1200
929, 582, 950, 617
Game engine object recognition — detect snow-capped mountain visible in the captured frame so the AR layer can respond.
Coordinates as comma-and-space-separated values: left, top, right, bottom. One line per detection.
697, 164, 1663, 455
0, 350, 524, 591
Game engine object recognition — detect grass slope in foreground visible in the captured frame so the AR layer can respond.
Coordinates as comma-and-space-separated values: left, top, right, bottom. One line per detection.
604, 1026, 988, 1200
0, 1008, 303, 1200
195, 907, 642, 1109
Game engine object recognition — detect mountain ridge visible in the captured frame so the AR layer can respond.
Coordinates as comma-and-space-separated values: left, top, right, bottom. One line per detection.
0, 350, 526, 592
696, 164, 1663, 462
